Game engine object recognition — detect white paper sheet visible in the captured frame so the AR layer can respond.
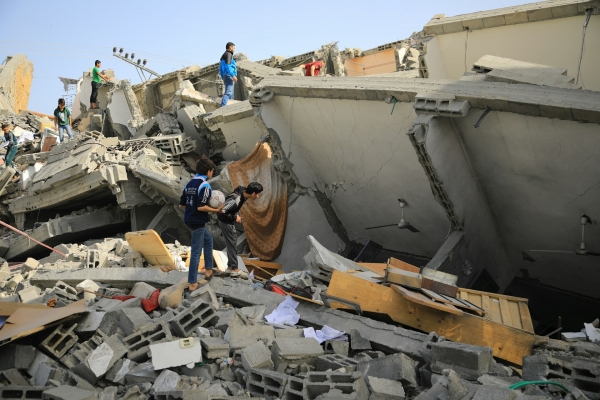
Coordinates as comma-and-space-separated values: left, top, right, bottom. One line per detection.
303, 325, 346, 344
264, 295, 300, 326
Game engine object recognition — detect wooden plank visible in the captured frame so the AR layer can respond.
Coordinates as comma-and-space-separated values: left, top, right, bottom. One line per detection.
488, 298, 503, 325
519, 302, 534, 333
388, 258, 420, 273
385, 267, 422, 289
392, 285, 463, 316
421, 288, 449, 303
421, 277, 458, 297
458, 287, 529, 303
326, 270, 534, 365
481, 295, 491, 314
499, 298, 513, 326
507, 300, 523, 330
126, 230, 175, 268
356, 263, 387, 276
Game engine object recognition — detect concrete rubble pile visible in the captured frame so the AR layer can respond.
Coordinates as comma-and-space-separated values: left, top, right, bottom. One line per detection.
0, 233, 598, 399
1, 0, 600, 398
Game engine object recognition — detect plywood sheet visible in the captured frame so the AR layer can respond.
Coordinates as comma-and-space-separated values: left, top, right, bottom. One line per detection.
326, 270, 534, 365
457, 288, 533, 333
392, 285, 463, 315
126, 230, 175, 268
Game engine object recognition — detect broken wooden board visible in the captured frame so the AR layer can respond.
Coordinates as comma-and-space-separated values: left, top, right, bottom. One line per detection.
244, 260, 282, 279
422, 277, 458, 297
326, 270, 534, 365
391, 285, 463, 316
0, 300, 86, 345
388, 257, 421, 273
457, 288, 534, 333
421, 288, 484, 316
385, 266, 422, 289
125, 230, 175, 268
356, 263, 387, 276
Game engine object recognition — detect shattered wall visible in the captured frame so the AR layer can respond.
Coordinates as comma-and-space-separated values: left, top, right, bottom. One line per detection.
422, 13, 600, 90
260, 95, 449, 258
0, 54, 33, 114
105, 80, 145, 139
452, 110, 600, 297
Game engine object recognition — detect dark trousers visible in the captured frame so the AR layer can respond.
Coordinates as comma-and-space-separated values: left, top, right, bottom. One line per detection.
90, 81, 100, 104
218, 220, 238, 269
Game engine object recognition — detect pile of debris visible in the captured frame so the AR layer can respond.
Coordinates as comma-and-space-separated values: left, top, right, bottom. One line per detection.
0, 231, 599, 400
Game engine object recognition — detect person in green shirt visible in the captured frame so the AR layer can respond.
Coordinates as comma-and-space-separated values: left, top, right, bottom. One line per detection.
90, 60, 111, 109
1, 124, 18, 167
53, 98, 73, 142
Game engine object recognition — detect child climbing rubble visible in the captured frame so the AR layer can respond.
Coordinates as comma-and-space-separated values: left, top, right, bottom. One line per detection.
179, 158, 223, 289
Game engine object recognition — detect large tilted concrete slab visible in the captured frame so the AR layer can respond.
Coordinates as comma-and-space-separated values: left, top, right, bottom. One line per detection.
30, 268, 187, 289
251, 76, 600, 123
423, 0, 597, 35
9, 165, 128, 214
210, 278, 429, 359
5, 207, 130, 261
203, 100, 254, 129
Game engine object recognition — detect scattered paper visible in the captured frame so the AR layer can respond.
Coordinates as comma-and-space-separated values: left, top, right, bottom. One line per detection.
265, 295, 300, 326
303, 325, 346, 344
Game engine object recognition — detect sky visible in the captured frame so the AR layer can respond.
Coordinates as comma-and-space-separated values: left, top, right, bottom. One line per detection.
1, 0, 526, 113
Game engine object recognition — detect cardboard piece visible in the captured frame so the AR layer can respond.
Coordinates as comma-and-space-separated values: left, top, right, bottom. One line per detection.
0, 300, 86, 344
0, 302, 50, 317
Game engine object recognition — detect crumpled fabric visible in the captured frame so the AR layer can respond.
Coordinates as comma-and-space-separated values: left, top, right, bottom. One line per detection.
226, 142, 288, 260
265, 295, 300, 326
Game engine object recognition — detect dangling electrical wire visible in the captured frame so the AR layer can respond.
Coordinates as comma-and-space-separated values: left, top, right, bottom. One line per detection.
576, 8, 593, 88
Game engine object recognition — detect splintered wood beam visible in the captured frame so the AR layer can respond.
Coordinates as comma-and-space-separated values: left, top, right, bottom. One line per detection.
326, 270, 534, 365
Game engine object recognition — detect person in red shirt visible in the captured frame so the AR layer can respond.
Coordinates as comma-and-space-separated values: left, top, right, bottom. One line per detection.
301, 59, 325, 76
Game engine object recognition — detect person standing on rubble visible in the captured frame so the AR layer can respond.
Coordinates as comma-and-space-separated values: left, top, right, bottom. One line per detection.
53, 98, 73, 143
90, 60, 111, 109
1, 124, 18, 167
217, 183, 263, 275
301, 58, 325, 76
179, 159, 224, 290
219, 42, 237, 107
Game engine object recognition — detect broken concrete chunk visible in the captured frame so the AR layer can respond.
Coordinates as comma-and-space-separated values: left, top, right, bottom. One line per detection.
129, 281, 157, 299
241, 341, 274, 371
358, 353, 417, 390
200, 337, 230, 359
367, 376, 406, 400
430, 341, 493, 380
76, 279, 100, 301
118, 307, 153, 336
42, 385, 97, 400
271, 338, 325, 373
152, 369, 181, 393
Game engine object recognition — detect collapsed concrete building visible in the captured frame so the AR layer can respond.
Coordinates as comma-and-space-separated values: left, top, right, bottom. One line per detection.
0, 0, 599, 399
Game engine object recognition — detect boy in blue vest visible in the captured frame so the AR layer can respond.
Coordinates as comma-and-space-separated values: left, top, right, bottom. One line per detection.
219, 42, 237, 107
179, 159, 223, 290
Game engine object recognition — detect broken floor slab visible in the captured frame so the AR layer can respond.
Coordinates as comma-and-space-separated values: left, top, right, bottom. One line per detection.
210, 277, 429, 360
5, 206, 129, 261
9, 165, 128, 216
30, 268, 187, 289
